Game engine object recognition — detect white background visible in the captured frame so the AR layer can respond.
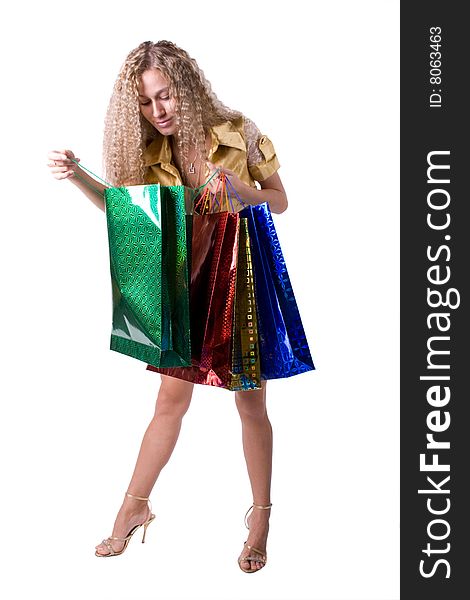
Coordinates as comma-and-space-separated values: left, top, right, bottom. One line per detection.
0, 1, 399, 599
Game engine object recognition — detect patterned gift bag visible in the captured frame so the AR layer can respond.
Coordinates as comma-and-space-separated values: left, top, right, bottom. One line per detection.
239, 202, 315, 379
228, 216, 261, 391
104, 184, 192, 368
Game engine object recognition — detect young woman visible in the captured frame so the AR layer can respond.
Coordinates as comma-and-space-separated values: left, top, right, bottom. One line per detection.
47, 40, 288, 573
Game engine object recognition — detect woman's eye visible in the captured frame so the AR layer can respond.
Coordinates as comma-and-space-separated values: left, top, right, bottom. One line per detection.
161, 96, 170, 101
140, 101, 150, 106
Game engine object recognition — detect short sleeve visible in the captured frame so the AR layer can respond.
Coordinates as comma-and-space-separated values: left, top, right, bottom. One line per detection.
243, 117, 281, 182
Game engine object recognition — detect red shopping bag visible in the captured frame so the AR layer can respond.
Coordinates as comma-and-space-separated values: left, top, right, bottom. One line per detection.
146, 211, 240, 387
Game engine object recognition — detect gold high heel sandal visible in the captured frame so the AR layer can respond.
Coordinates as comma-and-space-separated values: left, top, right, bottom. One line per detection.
95, 492, 156, 557
237, 502, 272, 573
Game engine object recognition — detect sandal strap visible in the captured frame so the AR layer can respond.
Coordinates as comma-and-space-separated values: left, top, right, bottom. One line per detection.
246, 544, 266, 558
102, 538, 116, 555
239, 543, 267, 563
126, 491, 152, 515
244, 502, 272, 529
239, 555, 267, 564
126, 492, 149, 501
108, 534, 132, 542
240, 541, 267, 559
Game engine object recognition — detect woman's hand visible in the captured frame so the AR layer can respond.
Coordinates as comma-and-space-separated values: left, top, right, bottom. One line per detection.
47, 149, 80, 180
47, 149, 107, 212
204, 161, 288, 214
205, 161, 247, 200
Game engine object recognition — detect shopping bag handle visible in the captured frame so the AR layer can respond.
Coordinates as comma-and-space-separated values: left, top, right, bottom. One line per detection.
67, 158, 247, 214
69, 158, 218, 198
68, 158, 112, 197
192, 169, 248, 214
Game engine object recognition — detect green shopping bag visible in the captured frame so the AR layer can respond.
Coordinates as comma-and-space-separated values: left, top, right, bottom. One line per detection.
104, 183, 193, 367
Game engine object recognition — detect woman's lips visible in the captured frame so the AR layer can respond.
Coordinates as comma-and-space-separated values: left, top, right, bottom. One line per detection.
156, 118, 173, 128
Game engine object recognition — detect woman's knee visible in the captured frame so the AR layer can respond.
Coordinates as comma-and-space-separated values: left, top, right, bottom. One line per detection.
154, 375, 194, 419
235, 381, 268, 421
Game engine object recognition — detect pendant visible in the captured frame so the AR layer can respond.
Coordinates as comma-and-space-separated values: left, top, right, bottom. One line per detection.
188, 162, 196, 174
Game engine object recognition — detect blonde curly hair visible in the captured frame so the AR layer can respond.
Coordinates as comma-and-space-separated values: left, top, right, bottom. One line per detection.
102, 40, 243, 186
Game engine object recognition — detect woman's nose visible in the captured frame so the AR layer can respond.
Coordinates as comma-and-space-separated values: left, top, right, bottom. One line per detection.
152, 102, 166, 118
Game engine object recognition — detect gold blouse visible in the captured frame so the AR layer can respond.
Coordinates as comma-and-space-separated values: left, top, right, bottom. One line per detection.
142, 115, 280, 187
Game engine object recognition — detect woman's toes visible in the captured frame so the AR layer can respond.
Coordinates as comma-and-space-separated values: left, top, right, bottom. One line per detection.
96, 540, 115, 555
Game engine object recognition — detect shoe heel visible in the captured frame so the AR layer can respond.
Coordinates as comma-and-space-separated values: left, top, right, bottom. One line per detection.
142, 519, 151, 543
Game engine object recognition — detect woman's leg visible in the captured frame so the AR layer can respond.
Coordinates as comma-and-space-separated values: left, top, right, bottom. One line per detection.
95, 374, 194, 555
234, 380, 273, 571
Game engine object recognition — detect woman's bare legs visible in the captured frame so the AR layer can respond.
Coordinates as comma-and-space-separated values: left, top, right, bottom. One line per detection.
235, 380, 273, 571
95, 375, 194, 555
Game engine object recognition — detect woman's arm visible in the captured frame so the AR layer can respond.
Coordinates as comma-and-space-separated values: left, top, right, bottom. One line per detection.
242, 171, 288, 215
205, 162, 288, 215
69, 170, 106, 212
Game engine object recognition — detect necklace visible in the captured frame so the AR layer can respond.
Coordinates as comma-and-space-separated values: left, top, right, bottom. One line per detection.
170, 140, 198, 174
170, 133, 211, 184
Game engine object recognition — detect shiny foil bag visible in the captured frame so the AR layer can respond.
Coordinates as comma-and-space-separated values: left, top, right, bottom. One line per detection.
104, 184, 193, 368
146, 211, 244, 388
239, 203, 315, 379
228, 217, 261, 391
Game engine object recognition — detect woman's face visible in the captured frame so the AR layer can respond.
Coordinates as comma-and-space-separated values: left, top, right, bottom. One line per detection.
137, 68, 177, 136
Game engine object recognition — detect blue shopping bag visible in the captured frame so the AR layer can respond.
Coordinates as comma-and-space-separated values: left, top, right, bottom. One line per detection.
240, 203, 315, 380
